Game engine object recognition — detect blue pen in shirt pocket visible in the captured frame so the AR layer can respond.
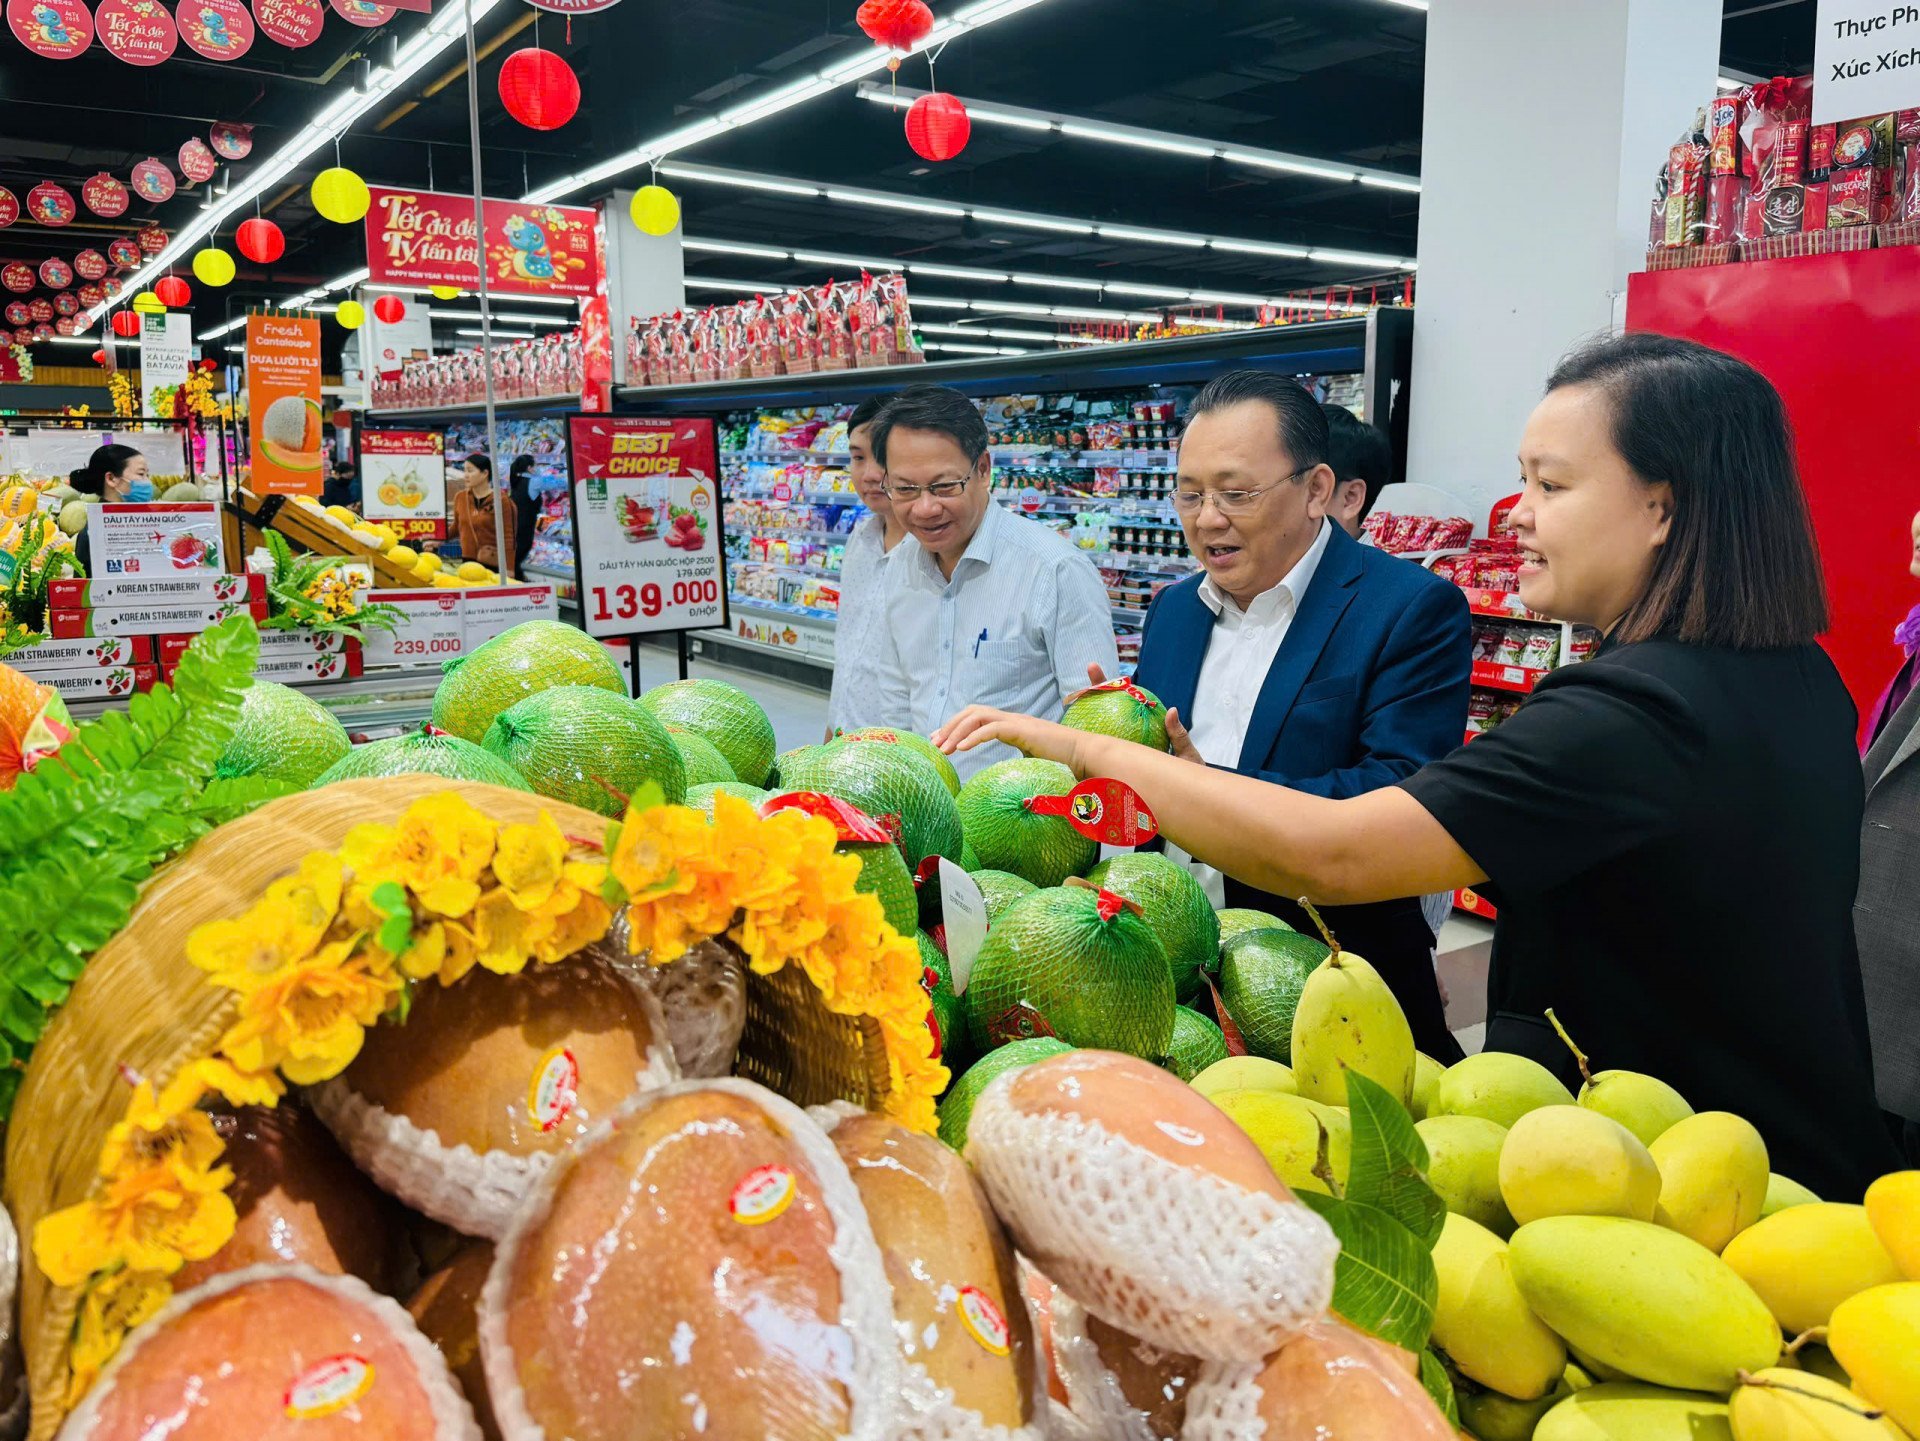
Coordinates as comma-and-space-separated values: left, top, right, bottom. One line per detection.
974, 628, 988, 658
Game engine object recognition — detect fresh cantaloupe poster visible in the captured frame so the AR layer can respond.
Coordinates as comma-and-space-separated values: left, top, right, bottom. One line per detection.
245, 312, 324, 495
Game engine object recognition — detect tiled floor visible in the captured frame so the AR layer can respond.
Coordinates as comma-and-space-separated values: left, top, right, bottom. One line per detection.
697, 651, 1499, 1054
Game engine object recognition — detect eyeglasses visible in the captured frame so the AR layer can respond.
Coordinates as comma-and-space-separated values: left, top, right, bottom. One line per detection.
1171, 469, 1308, 517
883, 475, 976, 503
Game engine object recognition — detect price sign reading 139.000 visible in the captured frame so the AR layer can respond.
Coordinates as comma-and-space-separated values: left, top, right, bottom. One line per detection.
568, 415, 725, 641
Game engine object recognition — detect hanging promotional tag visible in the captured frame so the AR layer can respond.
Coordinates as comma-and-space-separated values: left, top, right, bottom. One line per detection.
936, 858, 987, 996
1023, 777, 1159, 847
758, 791, 895, 845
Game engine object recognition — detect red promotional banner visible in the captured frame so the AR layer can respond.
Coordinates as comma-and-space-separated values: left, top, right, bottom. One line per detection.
246, 313, 324, 496
364, 187, 601, 298
0, 190, 14, 228
7, 0, 92, 57
180, 0, 254, 57
82, 174, 128, 218
361, 430, 447, 541
130, 161, 174, 204
26, 183, 75, 226
179, 138, 217, 183
96, 0, 178, 65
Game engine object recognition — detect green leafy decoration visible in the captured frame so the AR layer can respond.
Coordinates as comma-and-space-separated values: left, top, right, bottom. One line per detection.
369, 881, 413, 956
1420, 1351, 1460, 1425
0, 615, 280, 1118
1343, 1071, 1446, 1247
1298, 1190, 1440, 1353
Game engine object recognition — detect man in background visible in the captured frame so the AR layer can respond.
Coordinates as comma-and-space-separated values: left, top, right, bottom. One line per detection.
872, 385, 1117, 778
1324, 403, 1393, 540
321, 459, 360, 513
826, 394, 907, 738
1131, 371, 1471, 1058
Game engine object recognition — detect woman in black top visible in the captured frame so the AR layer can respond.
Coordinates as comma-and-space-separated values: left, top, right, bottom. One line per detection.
936, 333, 1896, 1199
508, 454, 537, 579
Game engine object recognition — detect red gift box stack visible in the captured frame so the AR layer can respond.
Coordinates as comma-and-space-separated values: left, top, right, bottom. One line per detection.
7, 635, 159, 702
45, 571, 269, 640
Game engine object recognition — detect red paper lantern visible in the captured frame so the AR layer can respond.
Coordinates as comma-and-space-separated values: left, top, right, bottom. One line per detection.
499, 46, 579, 131
857, 0, 933, 56
110, 311, 140, 337
154, 275, 191, 307
373, 294, 405, 324
236, 216, 284, 264
905, 91, 971, 162
90, 349, 106, 365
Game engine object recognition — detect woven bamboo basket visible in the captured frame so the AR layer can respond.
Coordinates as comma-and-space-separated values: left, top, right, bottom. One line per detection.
2, 776, 890, 1440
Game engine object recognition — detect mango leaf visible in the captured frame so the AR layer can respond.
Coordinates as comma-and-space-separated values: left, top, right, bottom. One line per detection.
1297, 1190, 1439, 1352
1420, 1351, 1459, 1425
1344, 1071, 1445, 1247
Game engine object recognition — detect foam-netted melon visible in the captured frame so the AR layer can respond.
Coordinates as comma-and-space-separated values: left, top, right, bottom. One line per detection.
637, 678, 777, 787
433, 621, 625, 744
311, 728, 534, 792
481, 685, 685, 818
773, 741, 964, 869
956, 759, 1096, 888
216, 681, 350, 787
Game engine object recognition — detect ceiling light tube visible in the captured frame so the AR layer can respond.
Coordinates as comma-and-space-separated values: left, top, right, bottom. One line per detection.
1220, 149, 1358, 182
1307, 246, 1416, 269
1209, 237, 1313, 259
970, 208, 1094, 235
659, 163, 822, 198
1058, 122, 1218, 158
1102, 282, 1194, 300
791, 249, 898, 269
910, 263, 1012, 281
1097, 224, 1208, 248
826, 188, 967, 216
1009, 273, 1105, 292
684, 239, 793, 259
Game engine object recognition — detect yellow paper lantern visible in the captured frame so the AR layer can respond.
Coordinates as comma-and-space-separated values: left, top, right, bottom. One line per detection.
630, 184, 681, 237
335, 299, 366, 330
429, 285, 462, 301
311, 166, 371, 224
132, 290, 165, 314
191, 247, 237, 287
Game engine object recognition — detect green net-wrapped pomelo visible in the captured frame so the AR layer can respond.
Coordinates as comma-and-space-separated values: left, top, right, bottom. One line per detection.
685, 781, 769, 818
964, 884, 1174, 1059
1163, 1005, 1231, 1081
1061, 679, 1171, 751
432, 620, 624, 743
665, 726, 738, 788
1220, 927, 1329, 1064
917, 931, 966, 1079
937, 1036, 1073, 1151
849, 836, 917, 938
973, 870, 1039, 927
1086, 852, 1220, 1002
482, 685, 685, 817
312, 727, 534, 790
637, 678, 776, 787
1219, 908, 1295, 945
217, 680, 350, 786
960, 840, 981, 871
835, 727, 962, 796
956, 757, 1096, 888
772, 741, 964, 868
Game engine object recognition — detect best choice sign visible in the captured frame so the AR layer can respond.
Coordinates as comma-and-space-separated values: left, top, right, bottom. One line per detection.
1814, 0, 1920, 122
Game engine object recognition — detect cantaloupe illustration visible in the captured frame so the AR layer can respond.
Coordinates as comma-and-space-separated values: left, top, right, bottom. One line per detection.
260, 394, 325, 473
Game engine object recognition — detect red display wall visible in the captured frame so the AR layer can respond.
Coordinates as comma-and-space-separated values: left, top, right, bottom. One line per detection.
1626, 246, 1920, 736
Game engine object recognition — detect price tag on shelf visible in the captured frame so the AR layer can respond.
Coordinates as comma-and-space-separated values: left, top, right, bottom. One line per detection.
1503, 666, 1526, 685
361, 588, 464, 668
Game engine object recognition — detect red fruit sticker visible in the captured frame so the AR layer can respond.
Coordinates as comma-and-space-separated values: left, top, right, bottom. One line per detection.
96, 0, 178, 65
7, 0, 92, 58
1062, 676, 1162, 711
251, 0, 323, 47
26, 182, 76, 226
958, 1286, 1012, 1356
179, 138, 218, 184
1024, 778, 1158, 846
39, 257, 72, 289
284, 1355, 375, 1419
985, 1003, 1058, 1047
757, 791, 894, 844
527, 1045, 579, 1132
130, 160, 175, 204
1, 266, 32, 295
74, 249, 108, 279
180, 0, 255, 57
729, 1164, 796, 1226
0, 189, 16, 229
210, 121, 254, 158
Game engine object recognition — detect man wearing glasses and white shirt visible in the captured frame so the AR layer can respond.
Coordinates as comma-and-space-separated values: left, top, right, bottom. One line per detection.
1129, 370, 1471, 1059
870, 385, 1117, 780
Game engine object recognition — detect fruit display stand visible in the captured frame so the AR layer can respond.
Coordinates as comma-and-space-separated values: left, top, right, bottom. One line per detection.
624, 314, 1410, 683
235, 489, 439, 590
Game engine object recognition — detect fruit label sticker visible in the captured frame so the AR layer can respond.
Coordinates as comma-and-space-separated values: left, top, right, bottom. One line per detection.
568, 415, 724, 640
528, 1046, 579, 1132
95, 503, 224, 577
957, 1287, 1012, 1356
758, 791, 894, 843
1026, 779, 1158, 847
729, 1164, 796, 1226
937, 858, 988, 997
361, 429, 446, 540
284, 1355, 375, 1419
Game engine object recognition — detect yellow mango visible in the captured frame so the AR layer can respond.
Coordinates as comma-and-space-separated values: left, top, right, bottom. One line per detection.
1507, 1216, 1781, 1393
1500, 1106, 1661, 1225
430, 573, 464, 589
1864, 1172, 1920, 1279
1722, 1205, 1904, 1334
1828, 1283, 1920, 1435
324, 504, 358, 523
1534, 1383, 1732, 1441
1460, 1379, 1570, 1441
1728, 1366, 1905, 1441
457, 560, 494, 582
387, 544, 420, 568
1579, 1070, 1694, 1149
1649, 1111, 1769, 1253
1431, 1212, 1566, 1400
1764, 1174, 1823, 1218
1434, 1052, 1574, 1129
1418, 1115, 1516, 1237
1412, 1051, 1444, 1121
413, 551, 444, 573
1207, 1088, 1350, 1195
1191, 1056, 1296, 1099
1290, 948, 1415, 1107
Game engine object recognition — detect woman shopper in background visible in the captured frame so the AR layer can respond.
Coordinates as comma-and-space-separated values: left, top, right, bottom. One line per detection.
70, 442, 151, 573
508, 453, 538, 579
452, 453, 513, 574
937, 332, 1896, 1199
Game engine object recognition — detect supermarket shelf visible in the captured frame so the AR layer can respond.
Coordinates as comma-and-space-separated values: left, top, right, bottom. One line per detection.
729, 559, 842, 582
1111, 604, 1149, 624
1470, 659, 1551, 694
1463, 588, 1554, 623
724, 526, 853, 545
730, 488, 861, 505
734, 448, 851, 461
730, 595, 840, 624
365, 393, 579, 423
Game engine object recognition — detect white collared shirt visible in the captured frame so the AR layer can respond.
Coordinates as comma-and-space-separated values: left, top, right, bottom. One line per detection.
873, 500, 1119, 779
826, 512, 899, 736
1171, 518, 1332, 903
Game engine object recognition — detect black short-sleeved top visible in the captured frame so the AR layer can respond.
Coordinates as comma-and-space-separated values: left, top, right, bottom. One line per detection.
1403, 635, 1897, 1200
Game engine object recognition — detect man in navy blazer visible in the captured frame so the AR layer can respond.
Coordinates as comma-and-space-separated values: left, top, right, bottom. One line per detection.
1131, 372, 1472, 1059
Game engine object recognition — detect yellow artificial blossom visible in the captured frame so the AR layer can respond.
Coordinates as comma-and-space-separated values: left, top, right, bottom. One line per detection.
493, 812, 569, 909
215, 937, 402, 1086
184, 852, 343, 992
341, 792, 496, 916
66, 1268, 171, 1407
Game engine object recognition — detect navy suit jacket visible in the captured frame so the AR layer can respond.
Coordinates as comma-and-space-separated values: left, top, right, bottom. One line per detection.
1133, 522, 1472, 1051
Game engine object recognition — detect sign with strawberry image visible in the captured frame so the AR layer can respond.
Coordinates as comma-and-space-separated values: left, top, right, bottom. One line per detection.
566, 414, 725, 640
95, 502, 225, 577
